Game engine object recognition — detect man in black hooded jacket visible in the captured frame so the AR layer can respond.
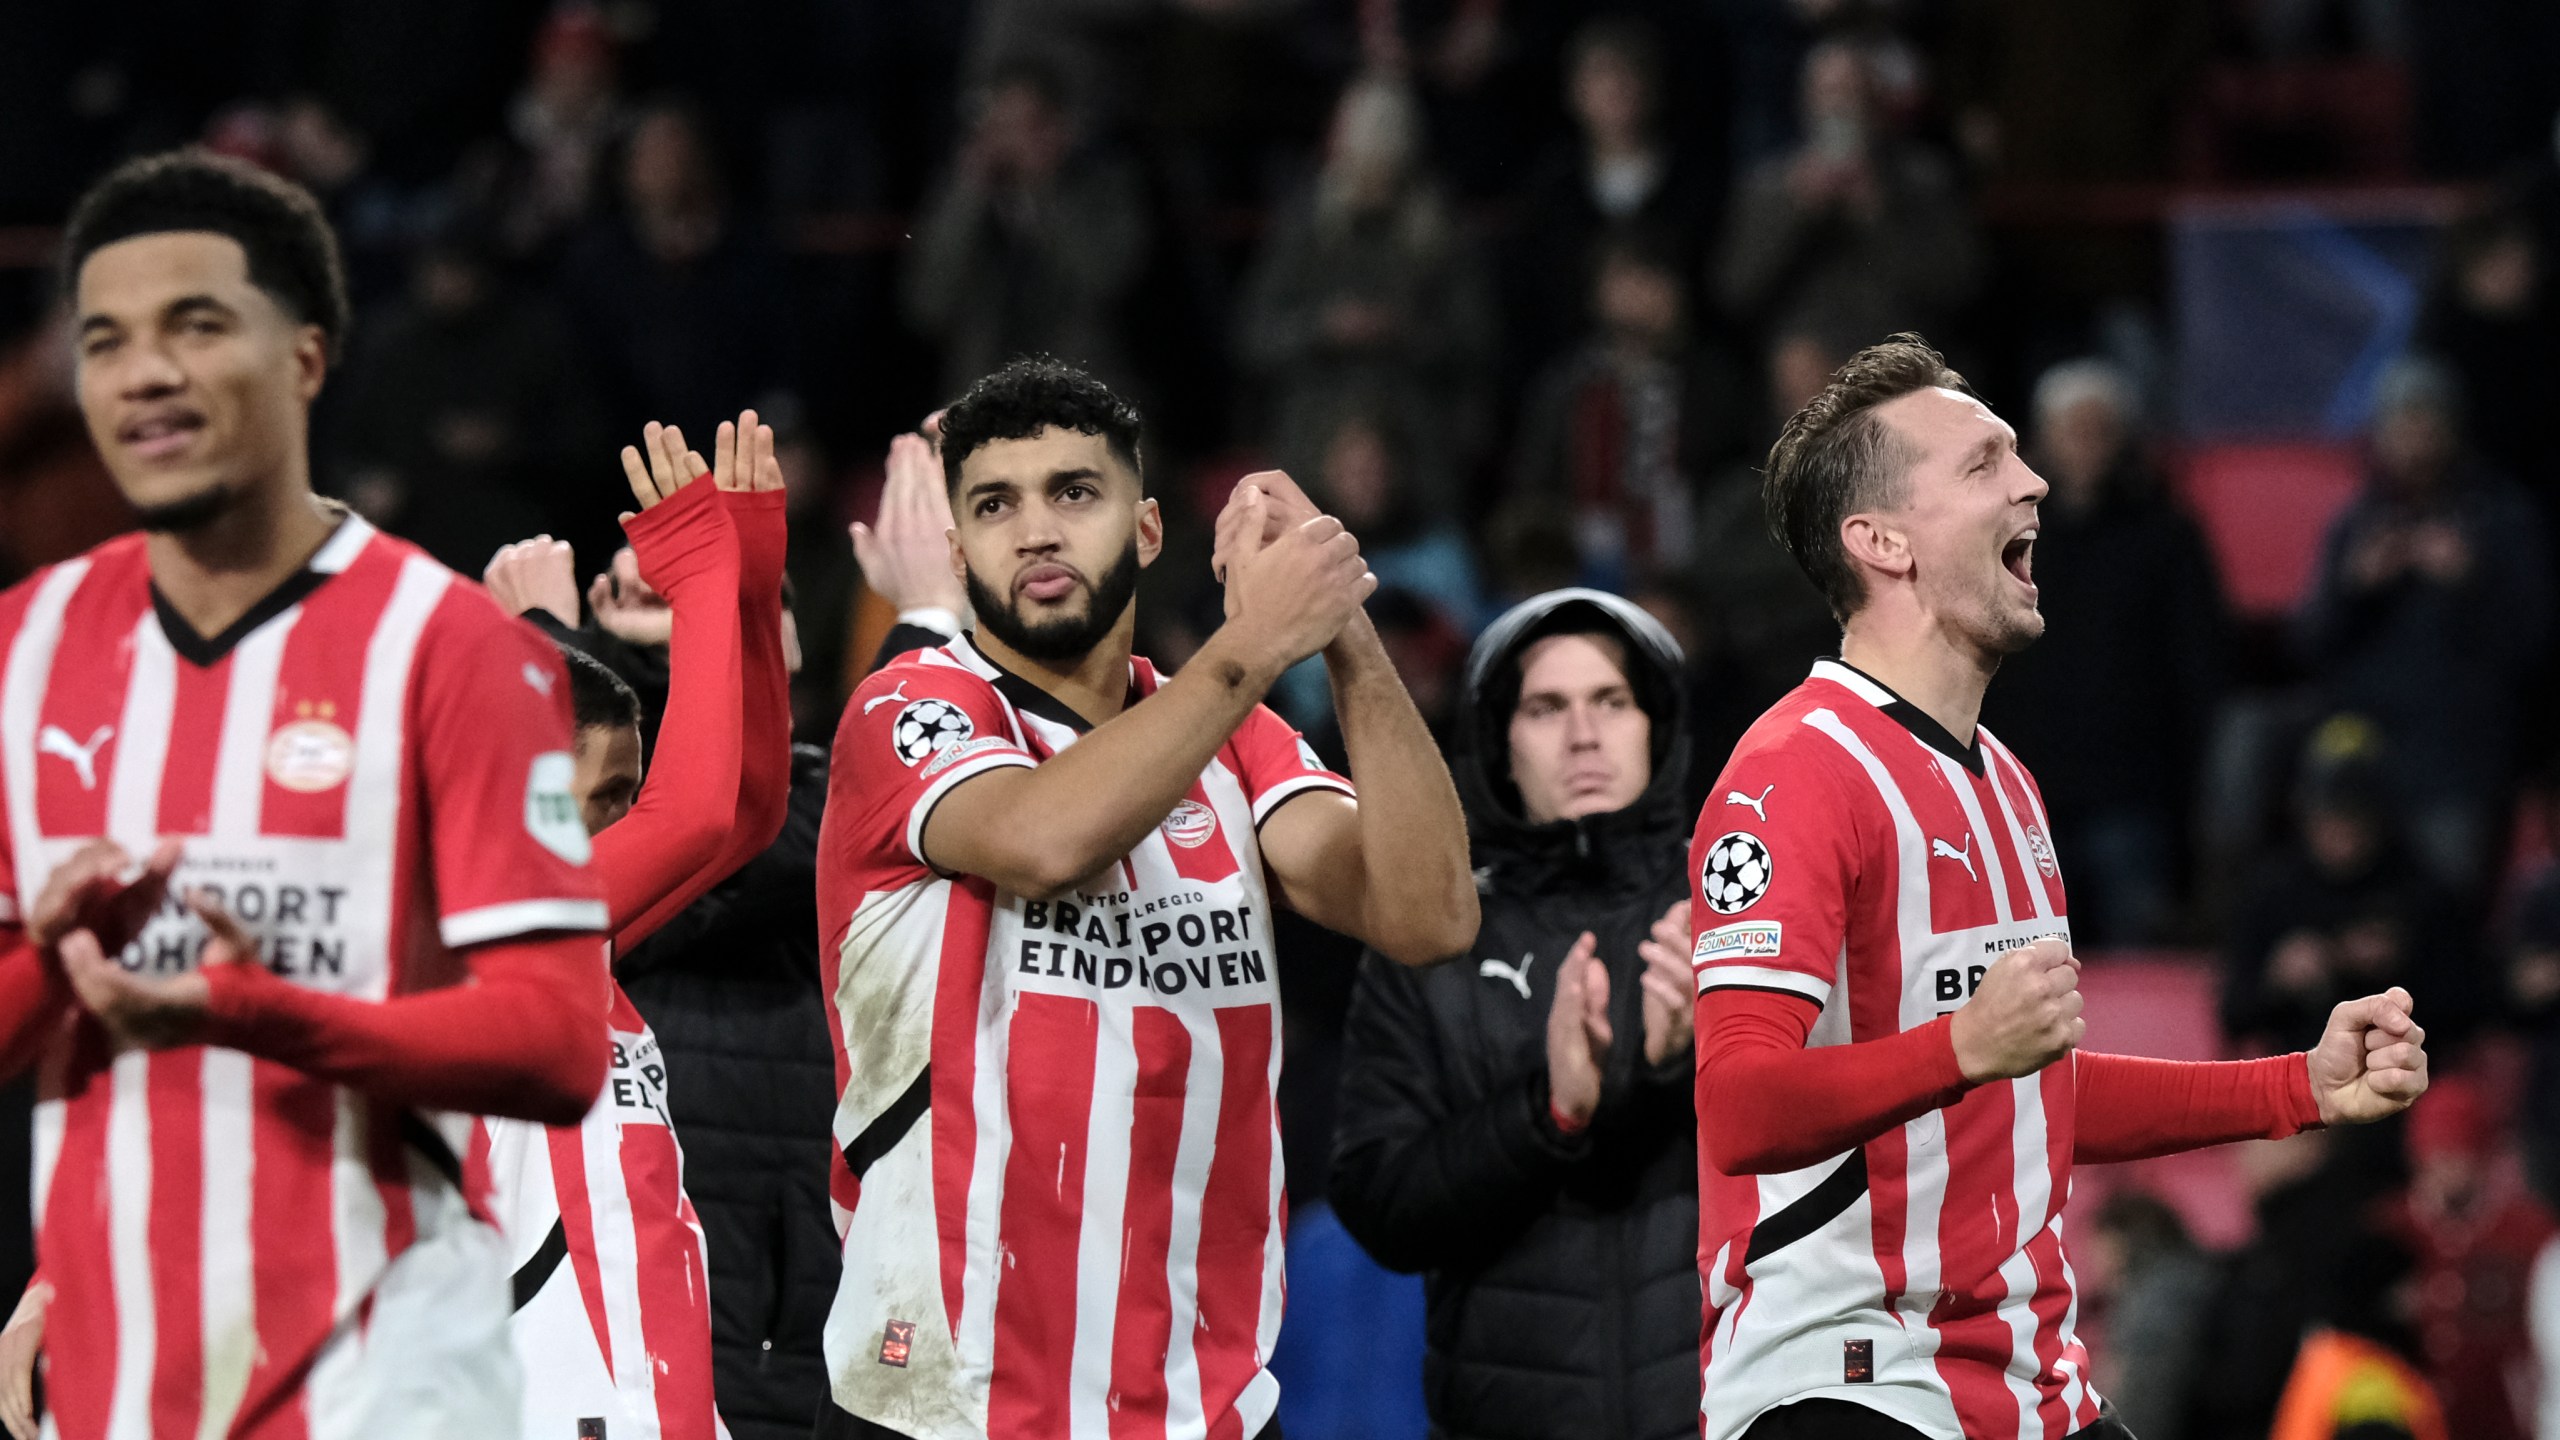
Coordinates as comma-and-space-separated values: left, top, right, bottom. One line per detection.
1331, 588, 1701, 1440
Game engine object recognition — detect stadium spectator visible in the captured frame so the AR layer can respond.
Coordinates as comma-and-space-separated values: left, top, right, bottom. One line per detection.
324, 223, 611, 574
1308, 406, 1487, 633
1331, 590, 1701, 1440
2381, 1074, 2555, 1440
561, 98, 801, 439
2415, 201, 2560, 515
1239, 72, 1497, 516
2297, 355, 2553, 892
1980, 359, 2227, 946
2080, 1192, 2216, 1440
2221, 717, 2473, 1054
1510, 228, 1749, 593
1714, 38, 1981, 352
903, 58, 1150, 400
1689, 328, 1850, 722
486, 6, 627, 263
1504, 18, 1716, 379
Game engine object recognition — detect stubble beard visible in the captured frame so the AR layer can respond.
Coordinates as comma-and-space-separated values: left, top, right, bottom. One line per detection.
131, 481, 240, 535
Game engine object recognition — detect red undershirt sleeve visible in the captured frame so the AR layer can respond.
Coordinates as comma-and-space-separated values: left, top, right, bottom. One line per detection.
2072, 1051, 2322, 1164
720, 488, 792, 866
1696, 988, 1975, 1175
200, 931, 608, 1126
594, 482, 745, 950
0, 936, 70, 1081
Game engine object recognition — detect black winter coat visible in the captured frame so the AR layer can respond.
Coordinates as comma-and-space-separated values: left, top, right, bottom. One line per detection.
1329, 591, 1703, 1440
621, 745, 840, 1440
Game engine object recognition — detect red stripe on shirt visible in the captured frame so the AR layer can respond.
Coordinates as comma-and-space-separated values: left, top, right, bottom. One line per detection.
986, 992, 1099, 1440
261, 556, 394, 839
624, 1123, 717, 1439
147, 1052, 204, 1438
43, 1043, 117, 1440
2022, 1223, 2076, 1439
547, 1123, 617, 1374
1109, 1006, 1191, 1440
932, 879, 995, 1338
156, 657, 229, 838
1193, 1005, 1275, 1440
239, 1068, 336, 1439
1930, 1082, 2026, 1438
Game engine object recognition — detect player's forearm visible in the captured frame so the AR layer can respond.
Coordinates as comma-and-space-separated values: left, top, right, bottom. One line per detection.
724, 490, 794, 863
0, 937, 70, 1080
1697, 991, 1973, 1175
200, 933, 610, 1125
1321, 616, 1476, 964
602, 496, 746, 947
936, 627, 1281, 898
2072, 1051, 2320, 1165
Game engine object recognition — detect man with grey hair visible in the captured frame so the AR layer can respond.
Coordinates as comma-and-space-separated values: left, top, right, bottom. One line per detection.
1979, 357, 2226, 945
2299, 354, 2552, 894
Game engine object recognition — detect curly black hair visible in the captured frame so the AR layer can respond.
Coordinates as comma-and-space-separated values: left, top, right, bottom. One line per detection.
938, 356, 1144, 495
62, 149, 351, 356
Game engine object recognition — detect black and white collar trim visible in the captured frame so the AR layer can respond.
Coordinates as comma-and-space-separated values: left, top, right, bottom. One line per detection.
947, 631, 1136, 736
151, 515, 372, 668
1808, 658, 1985, 775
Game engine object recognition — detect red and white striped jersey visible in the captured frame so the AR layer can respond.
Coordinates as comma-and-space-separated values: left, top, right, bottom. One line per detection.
1690, 660, 2099, 1440
0, 519, 609, 1439
815, 634, 1351, 1440
478, 980, 721, 1440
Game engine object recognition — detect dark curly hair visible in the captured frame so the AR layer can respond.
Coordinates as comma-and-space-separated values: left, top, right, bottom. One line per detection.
63, 149, 351, 356
1763, 332, 1973, 623
938, 356, 1144, 495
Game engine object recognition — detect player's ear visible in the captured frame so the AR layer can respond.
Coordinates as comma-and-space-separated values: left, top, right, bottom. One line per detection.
1840, 512, 1911, 581
292, 323, 328, 405
1136, 497, 1163, 569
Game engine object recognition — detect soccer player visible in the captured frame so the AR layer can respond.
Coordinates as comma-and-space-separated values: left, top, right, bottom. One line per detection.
474, 415, 793, 1440
1689, 335, 2430, 1440
0, 150, 613, 1437
815, 358, 1477, 1440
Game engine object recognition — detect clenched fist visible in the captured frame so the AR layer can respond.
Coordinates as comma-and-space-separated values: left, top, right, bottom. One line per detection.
1950, 938, 2083, 1082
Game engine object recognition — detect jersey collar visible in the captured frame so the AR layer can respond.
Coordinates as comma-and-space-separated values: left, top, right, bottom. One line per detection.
149, 514, 372, 668
1807, 658, 1985, 776
946, 631, 1139, 736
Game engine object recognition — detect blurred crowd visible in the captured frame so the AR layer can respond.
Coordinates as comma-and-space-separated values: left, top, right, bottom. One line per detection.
7, 1, 2560, 1436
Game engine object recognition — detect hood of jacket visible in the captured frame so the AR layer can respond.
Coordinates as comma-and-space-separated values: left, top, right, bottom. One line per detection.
1456, 588, 1691, 895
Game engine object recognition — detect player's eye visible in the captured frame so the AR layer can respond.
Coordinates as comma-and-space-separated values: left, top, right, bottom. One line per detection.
1058, 483, 1092, 502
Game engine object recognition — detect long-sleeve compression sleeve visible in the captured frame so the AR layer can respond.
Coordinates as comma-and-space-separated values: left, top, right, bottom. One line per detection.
2072, 1050, 2320, 1164
1695, 988, 1974, 1175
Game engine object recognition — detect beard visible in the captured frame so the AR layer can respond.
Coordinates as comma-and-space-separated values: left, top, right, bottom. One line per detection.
966, 539, 1142, 663
131, 481, 239, 534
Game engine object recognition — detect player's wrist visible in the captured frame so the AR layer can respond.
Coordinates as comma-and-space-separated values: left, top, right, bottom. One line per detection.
1196, 624, 1288, 695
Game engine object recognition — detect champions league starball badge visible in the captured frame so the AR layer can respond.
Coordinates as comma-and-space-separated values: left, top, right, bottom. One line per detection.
1701, 832, 1773, 914
891, 697, 976, 766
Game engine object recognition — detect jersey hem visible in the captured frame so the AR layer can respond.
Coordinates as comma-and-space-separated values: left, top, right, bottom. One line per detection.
1249, 773, 1355, 827
901, 749, 1037, 865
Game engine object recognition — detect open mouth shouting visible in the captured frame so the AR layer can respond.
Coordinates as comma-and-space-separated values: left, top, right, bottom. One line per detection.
2000, 526, 2037, 594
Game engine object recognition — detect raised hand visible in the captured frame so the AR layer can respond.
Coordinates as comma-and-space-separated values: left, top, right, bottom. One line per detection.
483, 537, 579, 627
617, 421, 710, 513
1211, 469, 1323, 585
851, 430, 968, 615
1949, 937, 2083, 1082
28, 838, 181, 956
710, 408, 783, 494
1638, 899, 1694, 1067
587, 546, 673, 646
58, 890, 257, 1052
1547, 931, 1611, 1129
2308, 986, 2429, 1125
1218, 486, 1376, 668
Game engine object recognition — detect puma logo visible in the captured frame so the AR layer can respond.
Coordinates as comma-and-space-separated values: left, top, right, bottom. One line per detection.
38, 725, 113, 791
1725, 784, 1774, 822
1479, 953, 1534, 1000
862, 681, 912, 715
1931, 835, 1977, 882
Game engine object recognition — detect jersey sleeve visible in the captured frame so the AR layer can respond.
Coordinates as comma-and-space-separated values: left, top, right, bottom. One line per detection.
1225, 703, 1354, 827
833, 657, 1036, 877
410, 591, 610, 950
1689, 736, 1867, 1008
